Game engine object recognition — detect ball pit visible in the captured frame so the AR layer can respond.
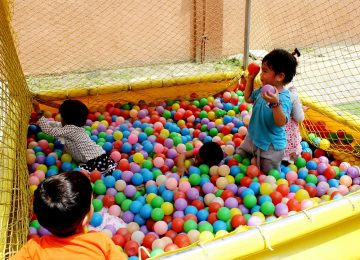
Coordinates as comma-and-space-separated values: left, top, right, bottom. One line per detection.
26, 90, 360, 258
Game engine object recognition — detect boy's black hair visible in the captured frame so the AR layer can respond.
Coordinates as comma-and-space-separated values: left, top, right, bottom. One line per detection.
262, 49, 298, 84
33, 171, 92, 237
199, 141, 224, 167
59, 100, 88, 127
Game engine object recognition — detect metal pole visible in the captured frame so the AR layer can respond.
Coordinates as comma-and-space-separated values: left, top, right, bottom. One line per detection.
243, 0, 251, 70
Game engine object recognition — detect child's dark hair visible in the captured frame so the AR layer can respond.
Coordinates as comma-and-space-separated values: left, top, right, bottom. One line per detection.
262, 49, 298, 84
33, 171, 92, 237
59, 100, 88, 127
199, 142, 224, 166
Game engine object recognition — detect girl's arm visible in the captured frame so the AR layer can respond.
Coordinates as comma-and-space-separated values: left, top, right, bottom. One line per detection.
290, 90, 305, 122
244, 74, 256, 103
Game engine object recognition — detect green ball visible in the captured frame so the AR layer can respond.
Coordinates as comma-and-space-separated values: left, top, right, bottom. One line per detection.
242, 158, 250, 166
115, 192, 126, 205
98, 114, 105, 121
30, 220, 40, 230
173, 137, 182, 146
305, 174, 318, 184
243, 194, 257, 208
209, 128, 218, 137
188, 174, 201, 186
215, 109, 224, 117
233, 154, 242, 162
162, 110, 171, 119
151, 208, 164, 221
199, 111, 208, 119
152, 169, 162, 180
131, 191, 141, 200
198, 221, 213, 233
43, 134, 55, 143
121, 199, 132, 211
260, 201, 275, 215
308, 133, 316, 141
201, 125, 208, 132
235, 173, 245, 184
226, 219, 233, 232
246, 104, 253, 111
93, 182, 107, 195
192, 100, 200, 107
216, 190, 224, 197
166, 100, 175, 106
184, 219, 198, 233
243, 213, 251, 222
199, 98, 208, 107
268, 169, 281, 180
151, 196, 164, 208
236, 90, 244, 96
92, 199, 103, 212
98, 132, 107, 139
144, 127, 154, 136
35, 152, 45, 156
142, 160, 153, 169
150, 248, 164, 257
217, 207, 231, 221
185, 143, 193, 151
239, 165, 247, 173
295, 157, 307, 169
233, 106, 239, 114
331, 166, 340, 177
199, 164, 210, 175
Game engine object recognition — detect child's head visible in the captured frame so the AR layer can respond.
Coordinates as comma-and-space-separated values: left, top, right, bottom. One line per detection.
59, 100, 88, 127
198, 141, 224, 166
261, 49, 297, 86
33, 171, 93, 237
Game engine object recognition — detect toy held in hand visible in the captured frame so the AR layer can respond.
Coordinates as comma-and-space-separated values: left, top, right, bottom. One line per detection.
261, 84, 276, 95
247, 63, 260, 75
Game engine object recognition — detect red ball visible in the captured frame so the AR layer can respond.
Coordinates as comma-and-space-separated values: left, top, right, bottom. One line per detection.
238, 103, 248, 112
301, 152, 312, 162
174, 191, 186, 201
163, 215, 173, 223
323, 167, 336, 180
116, 227, 130, 236
208, 202, 222, 213
164, 243, 179, 252
247, 63, 260, 75
139, 247, 150, 260
112, 234, 126, 247
118, 159, 130, 171
174, 234, 190, 248
142, 233, 157, 249
208, 212, 218, 224
305, 185, 317, 198
89, 170, 102, 183
240, 176, 253, 187
164, 230, 177, 241
231, 215, 246, 228
124, 240, 139, 256
227, 159, 238, 167
276, 184, 289, 197
102, 194, 115, 208
221, 190, 235, 201
221, 126, 231, 135
184, 214, 198, 222
287, 199, 301, 211
246, 165, 260, 178
269, 191, 283, 205
191, 199, 205, 210
308, 170, 318, 176
172, 218, 184, 233
146, 219, 155, 231
314, 149, 326, 158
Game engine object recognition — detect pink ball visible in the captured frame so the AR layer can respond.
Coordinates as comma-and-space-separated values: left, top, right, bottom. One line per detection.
154, 122, 164, 132
29, 175, 40, 186
300, 199, 313, 210
286, 171, 298, 182
176, 144, 186, 154
34, 170, 45, 179
115, 117, 125, 125
261, 84, 276, 94
247, 216, 262, 226
165, 178, 178, 190
178, 181, 191, 193
108, 205, 121, 217
110, 151, 121, 162
153, 221, 168, 235
153, 157, 164, 168
238, 126, 248, 136
154, 143, 164, 154
128, 134, 138, 145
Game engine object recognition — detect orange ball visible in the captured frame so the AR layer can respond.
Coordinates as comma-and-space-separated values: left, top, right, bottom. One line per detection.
174, 234, 190, 248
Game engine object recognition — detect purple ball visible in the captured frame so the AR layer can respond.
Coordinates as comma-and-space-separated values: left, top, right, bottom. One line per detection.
261, 84, 276, 94
173, 211, 185, 219
164, 139, 174, 148
186, 188, 199, 201
165, 159, 174, 168
226, 184, 238, 194
216, 124, 224, 131
167, 149, 178, 159
275, 203, 288, 217
38, 227, 52, 236
175, 198, 188, 211
353, 177, 360, 185
239, 204, 249, 215
169, 173, 180, 181
97, 124, 107, 132
318, 156, 329, 164
140, 225, 149, 234
201, 118, 210, 125
207, 122, 215, 129
156, 106, 164, 114
86, 119, 93, 126
28, 227, 37, 235
148, 136, 156, 143
225, 197, 238, 208
104, 225, 116, 235
122, 211, 134, 223
106, 188, 117, 196
31, 163, 39, 172
134, 145, 144, 152
140, 151, 148, 159
138, 110, 147, 119
317, 163, 328, 174
124, 185, 136, 197
121, 171, 133, 183
97, 195, 105, 200
198, 132, 207, 141
238, 186, 247, 196
347, 167, 359, 179
317, 175, 327, 183
316, 186, 327, 197
130, 163, 141, 173
91, 129, 99, 135
202, 182, 215, 194
35, 155, 45, 164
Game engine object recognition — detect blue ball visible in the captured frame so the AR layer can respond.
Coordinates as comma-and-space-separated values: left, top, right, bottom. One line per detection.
140, 204, 152, 219
33, 146, 42, 153
251, 205, 261, 214
105, 135, 114, 143
188, 166, 201, 175
130, 201, 142, 214
185, 205, 198, 215
121, 142, 132, 153
258, 195, 272, 205
134, 214, 146, 226
300, 141, 309, 149
90, 212, 103, 227
298, 169, 308, 179
90, 135, 98, 142
181, 128, 190, 136
131, 173, 144, 186
328, 179, 339, 188
45, 168, 58, 177
249, 182, 260, 195
45, 155, 56, 166
158, 184, 166, 194
129, 256, 139, 260
306, 160, 317, 170
161, 190, 174, 202
136, 196, 146, 205
197, 209, 209, 222
112, 169, 122, 180
146, 185, 158, 194
213, 220, 227, 233
138, 132, 147, 142
230, 166, 241, 176
141, 169, 154, 182
61, 161, 73, 172
102, 142, 113, 153
104, 175, 116, 188
241, 188, 255, 198
290, 184, 301, 193
200, 177, 210, 186
203, 136, 212, 143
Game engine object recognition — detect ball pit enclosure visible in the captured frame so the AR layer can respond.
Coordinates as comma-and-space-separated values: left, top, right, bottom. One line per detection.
1, 0, 360, 259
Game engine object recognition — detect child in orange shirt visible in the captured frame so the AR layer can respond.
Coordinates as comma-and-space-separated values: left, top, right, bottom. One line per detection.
11, 171, 126, 260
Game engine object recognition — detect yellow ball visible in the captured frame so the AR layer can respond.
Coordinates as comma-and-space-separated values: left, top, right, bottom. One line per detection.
208, 111, 216, 120
207, 96, 215, 103
113, 131, 123, 141
216, 177, 228, 190
199, 231, 214, 242
218, 165, 230, 177
227, 110, 236, 116
184, 159, 192, 168
160, 129, 170, 137
91, 122, 99, 130
222, 135, 233, 143
29, 185, 38, 195
61, 153, 72, 162
215, 230, 228, 239
172, 103, 180, 110
215, 119, 223, 126
100, 120, 109, 127
319, 139, 331, 150
146, 193, 157, 204
225, 175, 235, 184
288, 164, 298, 172
179, 177, 189, 183
36, 164, 48, 173
133, 152, 144, 164
295, 189, 310, 202
276, 179, 289, 186
161, 202, 174, 215
133, 105, 140, 111
177, 120, 186, 127
252, 212, 265, 221
321, 194, 331, 201
230, 208, 242, 218
260, 183, 274, 195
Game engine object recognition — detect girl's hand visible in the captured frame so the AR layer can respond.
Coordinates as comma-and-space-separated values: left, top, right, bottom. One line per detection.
32, 99, 41, 113
262, 88, 279, 104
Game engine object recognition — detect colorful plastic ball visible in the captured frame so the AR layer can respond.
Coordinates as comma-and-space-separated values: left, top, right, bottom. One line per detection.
260, 201, 275, 215
247, 216, 262, 226
154, 221, 168, 235
198, 231, 214, 242
165, 178, 178, 190
217, 207, 231, 221
90, 212, 103, 227
151, 208, 165, 221
174, 234, 190, 248
243, 194, 257, 208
